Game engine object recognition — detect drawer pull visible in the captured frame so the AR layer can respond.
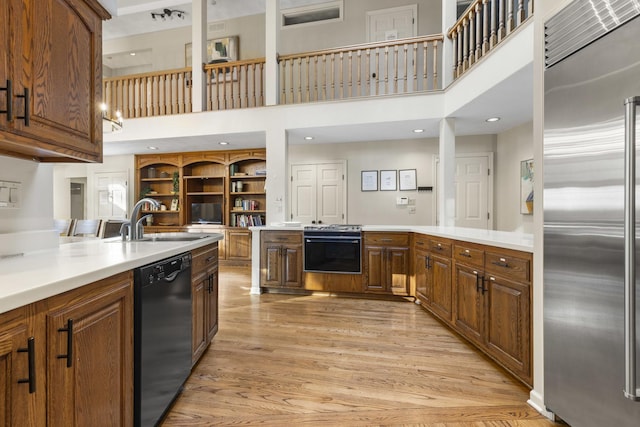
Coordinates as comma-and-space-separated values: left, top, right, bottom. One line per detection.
459, 250, 472, 257
492, 259, 510, 268
380, 238, 393, 242
205, 256, 216, 263
416, 241, 425, 246
16, 87, 29, 126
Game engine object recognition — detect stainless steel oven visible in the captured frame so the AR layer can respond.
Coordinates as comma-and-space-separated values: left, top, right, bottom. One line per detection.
303, 225, 362, 274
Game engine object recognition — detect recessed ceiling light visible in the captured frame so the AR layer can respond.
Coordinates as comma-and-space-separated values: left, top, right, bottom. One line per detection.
130, 52, 136, 56
219, 141, 229, 145
304, 136, 314, 140
413, 129, 424, 133
147, 146, 158, 150
486, 117, 500, 122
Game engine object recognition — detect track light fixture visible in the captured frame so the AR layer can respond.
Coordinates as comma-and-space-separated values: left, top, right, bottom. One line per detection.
151, 9, 186, 21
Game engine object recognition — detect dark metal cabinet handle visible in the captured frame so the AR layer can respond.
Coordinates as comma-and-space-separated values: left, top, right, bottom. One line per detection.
474, 271, 483, 292
425, 255, 431, 269
0, 80, 12, 120
17, 337, 36, 393
205, 255, 215, 263
16, 87, 29, 126
460, 250, 472, 258
57, 318, 74, 368
481, 276, 489, 294
491, 258, 510, 268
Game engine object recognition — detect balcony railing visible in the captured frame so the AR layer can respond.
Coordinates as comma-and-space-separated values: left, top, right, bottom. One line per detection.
448, 0, 534, 79
101, 34, 447, 120
278, 34, 443, 104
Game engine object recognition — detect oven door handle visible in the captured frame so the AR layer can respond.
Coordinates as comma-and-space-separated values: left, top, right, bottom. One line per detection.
305, 238, 361, 244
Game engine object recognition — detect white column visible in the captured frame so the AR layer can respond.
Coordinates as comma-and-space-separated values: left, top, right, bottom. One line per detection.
265, 0, 280, 106
438, 118, 456, 226
265, 126, 287, 224
191, 0, 207, 112
441, 0, 457, 88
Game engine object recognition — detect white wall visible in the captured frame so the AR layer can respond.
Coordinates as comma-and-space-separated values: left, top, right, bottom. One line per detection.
495, 121, 533, 233
288, 134, 496, 225
103, 0, 441, 74
0, 156, 53, 233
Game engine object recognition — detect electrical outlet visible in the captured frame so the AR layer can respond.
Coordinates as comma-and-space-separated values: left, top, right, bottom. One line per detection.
408, 206, 416, 214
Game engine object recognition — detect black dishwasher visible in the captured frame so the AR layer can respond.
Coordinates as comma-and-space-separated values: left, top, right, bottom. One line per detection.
134, 252, 192, 427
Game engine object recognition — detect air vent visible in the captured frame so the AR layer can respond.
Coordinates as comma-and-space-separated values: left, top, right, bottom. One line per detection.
282, 1, 343, 28
208, 22, 226, 33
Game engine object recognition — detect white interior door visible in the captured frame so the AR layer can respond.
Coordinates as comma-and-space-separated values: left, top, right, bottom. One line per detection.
96, 172, 128, 219
434, 154, 493, 229
290, 162, 346, 224
455, 156, 490, 229
367, 5, 417, 94
316, 163, 344, 224
290, 164, 317, 224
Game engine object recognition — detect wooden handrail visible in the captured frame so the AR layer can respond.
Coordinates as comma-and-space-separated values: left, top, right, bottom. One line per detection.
103, 67, 192, 83
203, 58, 266, 71
278, 34, 444, 62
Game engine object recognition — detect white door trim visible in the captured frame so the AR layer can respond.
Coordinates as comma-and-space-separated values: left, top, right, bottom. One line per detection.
366, 4, 418, 42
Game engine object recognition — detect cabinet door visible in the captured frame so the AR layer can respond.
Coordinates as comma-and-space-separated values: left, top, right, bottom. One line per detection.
454, 264, 484, 345
206, 267, 219, 341
12, 0, 104, 161
485, 274, 531, 384
388, 247, 409, 296
46, 273, 133, 427
261, 244, 283, 287
414, 248, 430, 304
227, 229, 251, 260
191, 270, 207, 364
282, 244, 303, 288
430, 254, 453, 322
0, 306, 44, 426
364, 246, 386, 292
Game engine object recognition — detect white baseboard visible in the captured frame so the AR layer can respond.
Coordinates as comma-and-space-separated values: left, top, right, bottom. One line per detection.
528, 389, 555, 420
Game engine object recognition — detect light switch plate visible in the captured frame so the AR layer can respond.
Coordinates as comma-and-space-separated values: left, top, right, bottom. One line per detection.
0, 180, 21, 208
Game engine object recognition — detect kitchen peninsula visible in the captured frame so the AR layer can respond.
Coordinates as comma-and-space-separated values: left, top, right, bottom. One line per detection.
0, 232, 222, 426
251, 225, 533, 386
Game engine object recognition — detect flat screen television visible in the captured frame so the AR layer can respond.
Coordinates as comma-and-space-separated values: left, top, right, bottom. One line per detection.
191, 202, 222, 224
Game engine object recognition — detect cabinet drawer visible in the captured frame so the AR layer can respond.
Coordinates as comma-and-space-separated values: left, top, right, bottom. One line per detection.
413, 234, 430, 249
454, 244, 484, 267
485, 251, 530, 282
430, 239, 452, 257
192, 245, 219, 273
364, 232, 409, 246
262, 231, 302, 244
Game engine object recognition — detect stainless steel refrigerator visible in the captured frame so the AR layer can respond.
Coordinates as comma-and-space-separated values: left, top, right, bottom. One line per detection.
544, 1, 640, 426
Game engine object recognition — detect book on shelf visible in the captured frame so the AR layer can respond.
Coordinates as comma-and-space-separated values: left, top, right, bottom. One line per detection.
231, 213, 264, 227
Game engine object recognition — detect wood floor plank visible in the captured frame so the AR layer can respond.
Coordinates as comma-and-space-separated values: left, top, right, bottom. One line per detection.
161, 266, 559, 426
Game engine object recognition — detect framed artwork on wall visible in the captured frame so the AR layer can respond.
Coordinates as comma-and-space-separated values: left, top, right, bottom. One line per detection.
520, 159, 534, 214
399, 169, 417, 190
380, 170, 397, 191
185, 36, 239, 67
361, 170, 378, 191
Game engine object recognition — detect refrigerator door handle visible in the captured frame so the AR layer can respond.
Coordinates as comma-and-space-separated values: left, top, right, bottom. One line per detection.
624, 96, 640, 402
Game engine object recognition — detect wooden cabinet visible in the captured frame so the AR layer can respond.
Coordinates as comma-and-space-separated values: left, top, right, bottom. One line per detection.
414, 235, 453, 322
0, 0, 110, 162
363, 232, 410, 295
136, 155, 182, 227
260, 231, 303, 289
136, 149, 266, 263
0, 305, 45, 426
44, 271, 133, 427
191, 243, 219, 364
452, 242, 532, 386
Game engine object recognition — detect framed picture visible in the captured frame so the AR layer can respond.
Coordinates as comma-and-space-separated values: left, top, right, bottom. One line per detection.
520, 159, 534, 214
380, 170, 397, 191
399, 169, 417, 191
185, 36, 239, 67
361, 170, 378, 191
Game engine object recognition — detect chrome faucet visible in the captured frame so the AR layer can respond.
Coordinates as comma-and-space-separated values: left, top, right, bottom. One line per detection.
121, 198, 160, 241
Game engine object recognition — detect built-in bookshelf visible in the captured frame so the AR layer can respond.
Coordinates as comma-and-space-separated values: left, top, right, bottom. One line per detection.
136, 154, 182, 226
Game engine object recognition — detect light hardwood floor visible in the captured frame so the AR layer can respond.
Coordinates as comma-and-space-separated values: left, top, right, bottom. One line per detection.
162, 266, 559, 426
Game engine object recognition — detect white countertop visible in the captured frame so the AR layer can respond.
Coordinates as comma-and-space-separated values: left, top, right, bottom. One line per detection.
0, 232, 223, 314
250, 225, 533, 253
